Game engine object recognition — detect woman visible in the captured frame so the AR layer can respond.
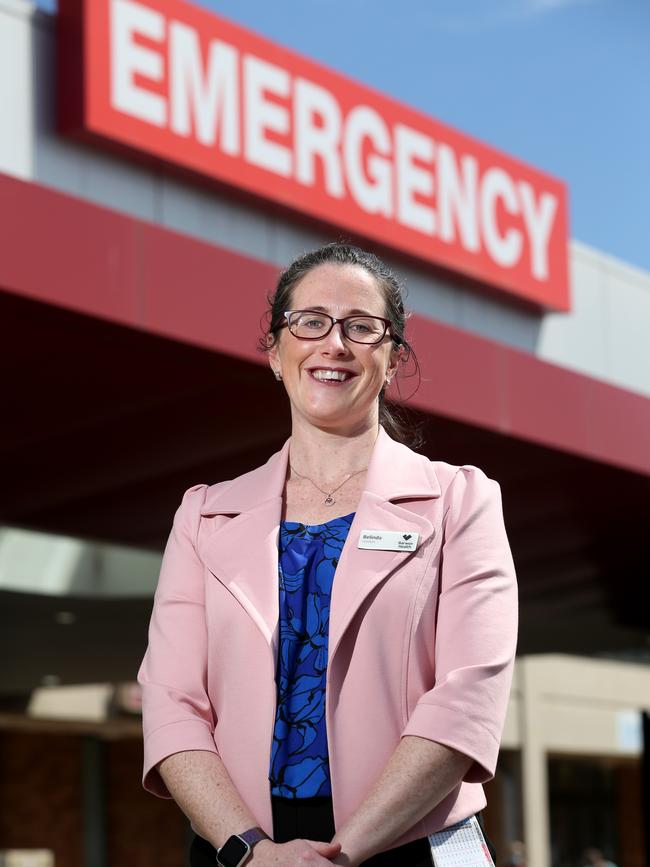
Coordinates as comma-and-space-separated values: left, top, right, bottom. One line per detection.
137, 243, 518, 866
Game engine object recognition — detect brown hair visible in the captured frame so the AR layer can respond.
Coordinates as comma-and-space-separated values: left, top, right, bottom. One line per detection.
258, 242, 423, 449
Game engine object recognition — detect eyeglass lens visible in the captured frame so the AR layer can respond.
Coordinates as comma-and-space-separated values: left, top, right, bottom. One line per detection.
288, 312, 386, 344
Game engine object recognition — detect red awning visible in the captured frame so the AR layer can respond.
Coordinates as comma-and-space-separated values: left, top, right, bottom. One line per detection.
1, 171, 647, 476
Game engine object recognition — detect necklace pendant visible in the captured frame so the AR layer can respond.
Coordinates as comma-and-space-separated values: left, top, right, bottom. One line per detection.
324, 495, 334, 506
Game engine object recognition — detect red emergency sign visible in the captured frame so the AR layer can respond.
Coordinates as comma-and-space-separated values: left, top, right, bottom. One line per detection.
58, 0, 570, 310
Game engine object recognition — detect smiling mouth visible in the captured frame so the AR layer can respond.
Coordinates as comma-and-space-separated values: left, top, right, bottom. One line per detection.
308, 369, 356, 384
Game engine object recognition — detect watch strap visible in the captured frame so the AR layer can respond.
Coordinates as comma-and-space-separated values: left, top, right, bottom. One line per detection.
238, 826, 270, 848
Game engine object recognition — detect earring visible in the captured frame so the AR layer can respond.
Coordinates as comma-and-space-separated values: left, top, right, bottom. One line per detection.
274, 371, 282, 381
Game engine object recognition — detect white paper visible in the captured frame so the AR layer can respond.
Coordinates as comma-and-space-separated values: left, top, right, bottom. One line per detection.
428, 816, 494, 867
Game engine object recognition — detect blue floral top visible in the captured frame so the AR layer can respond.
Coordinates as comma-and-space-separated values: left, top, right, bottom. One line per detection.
269, 512, 355, 798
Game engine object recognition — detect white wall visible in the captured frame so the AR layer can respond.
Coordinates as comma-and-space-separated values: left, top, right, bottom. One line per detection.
538, 242, 650, 396
0, 0, 34, 179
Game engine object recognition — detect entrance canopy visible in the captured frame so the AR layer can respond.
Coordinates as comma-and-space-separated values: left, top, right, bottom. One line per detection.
1, 172, 649, 693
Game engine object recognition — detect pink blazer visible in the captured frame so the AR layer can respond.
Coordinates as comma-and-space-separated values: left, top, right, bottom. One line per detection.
138, 426, 518, 848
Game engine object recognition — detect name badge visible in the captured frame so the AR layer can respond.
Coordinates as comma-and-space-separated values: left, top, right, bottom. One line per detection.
358, 530, 420, 552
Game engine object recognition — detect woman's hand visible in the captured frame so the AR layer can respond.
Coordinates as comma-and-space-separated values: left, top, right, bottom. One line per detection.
250, 838, 341, 865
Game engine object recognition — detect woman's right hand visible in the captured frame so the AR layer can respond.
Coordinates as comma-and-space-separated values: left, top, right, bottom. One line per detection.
251, 838, 342, 865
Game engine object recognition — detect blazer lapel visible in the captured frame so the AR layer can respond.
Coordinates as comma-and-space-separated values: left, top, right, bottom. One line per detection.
328, 495, 435, 662
328, 430, 441, 661
199, 439, 291, 657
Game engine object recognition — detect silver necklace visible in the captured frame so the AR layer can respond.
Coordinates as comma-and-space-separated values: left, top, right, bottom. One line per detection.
289, 463, 368, 506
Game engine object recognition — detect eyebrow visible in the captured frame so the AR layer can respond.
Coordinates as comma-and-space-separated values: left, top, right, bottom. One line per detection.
300, 305, 381, 317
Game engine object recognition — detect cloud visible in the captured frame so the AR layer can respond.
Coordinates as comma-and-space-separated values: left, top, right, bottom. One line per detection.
431, 0, 602, 33
528, 0, 595, 10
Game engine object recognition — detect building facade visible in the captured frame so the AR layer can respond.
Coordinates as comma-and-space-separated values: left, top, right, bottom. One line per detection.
0, 1, 649, 865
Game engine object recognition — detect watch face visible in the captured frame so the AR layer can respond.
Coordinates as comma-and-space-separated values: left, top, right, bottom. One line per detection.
218, 836, 251, 867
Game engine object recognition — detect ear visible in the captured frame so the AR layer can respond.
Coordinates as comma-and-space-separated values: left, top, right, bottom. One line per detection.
386, 343, 402, 380
267, 333, 281, 378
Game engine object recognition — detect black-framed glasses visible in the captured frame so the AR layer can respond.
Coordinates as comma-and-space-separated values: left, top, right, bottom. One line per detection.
283, 310, 398, 345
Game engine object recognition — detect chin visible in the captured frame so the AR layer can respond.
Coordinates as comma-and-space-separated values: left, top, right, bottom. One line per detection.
294, 396, 373, 429
307, 406, 370, 431
309, 412, 351, 428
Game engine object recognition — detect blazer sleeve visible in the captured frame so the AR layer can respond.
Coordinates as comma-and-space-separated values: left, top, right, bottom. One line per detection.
400, 465, 518, 783
137, 483, 219, 798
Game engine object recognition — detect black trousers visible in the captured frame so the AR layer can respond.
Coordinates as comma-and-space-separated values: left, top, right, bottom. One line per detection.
189, 795, 496, 866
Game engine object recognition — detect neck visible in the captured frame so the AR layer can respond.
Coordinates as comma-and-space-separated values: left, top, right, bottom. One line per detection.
288, 416, 380, 484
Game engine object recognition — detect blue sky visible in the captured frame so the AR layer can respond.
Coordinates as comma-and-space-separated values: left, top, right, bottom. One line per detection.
40, 0, 650, 273
195, 0, 650, 274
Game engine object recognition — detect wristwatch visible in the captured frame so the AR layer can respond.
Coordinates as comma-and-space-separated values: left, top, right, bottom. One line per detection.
216, 827, 270, 867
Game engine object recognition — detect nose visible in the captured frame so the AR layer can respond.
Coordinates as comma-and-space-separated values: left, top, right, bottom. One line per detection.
321, 321, 350, 354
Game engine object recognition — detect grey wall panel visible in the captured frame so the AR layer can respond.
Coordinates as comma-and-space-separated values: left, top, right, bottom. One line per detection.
32, 11, 92, 203
34, 19, 159, 220
391, 267, 461, 331
156, 176, 214, 242
157, 175, 337, 271
79, 151, 159, 222
456, 284, 540, 353
266, 221, 331, 271
207, 195, 276, 263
